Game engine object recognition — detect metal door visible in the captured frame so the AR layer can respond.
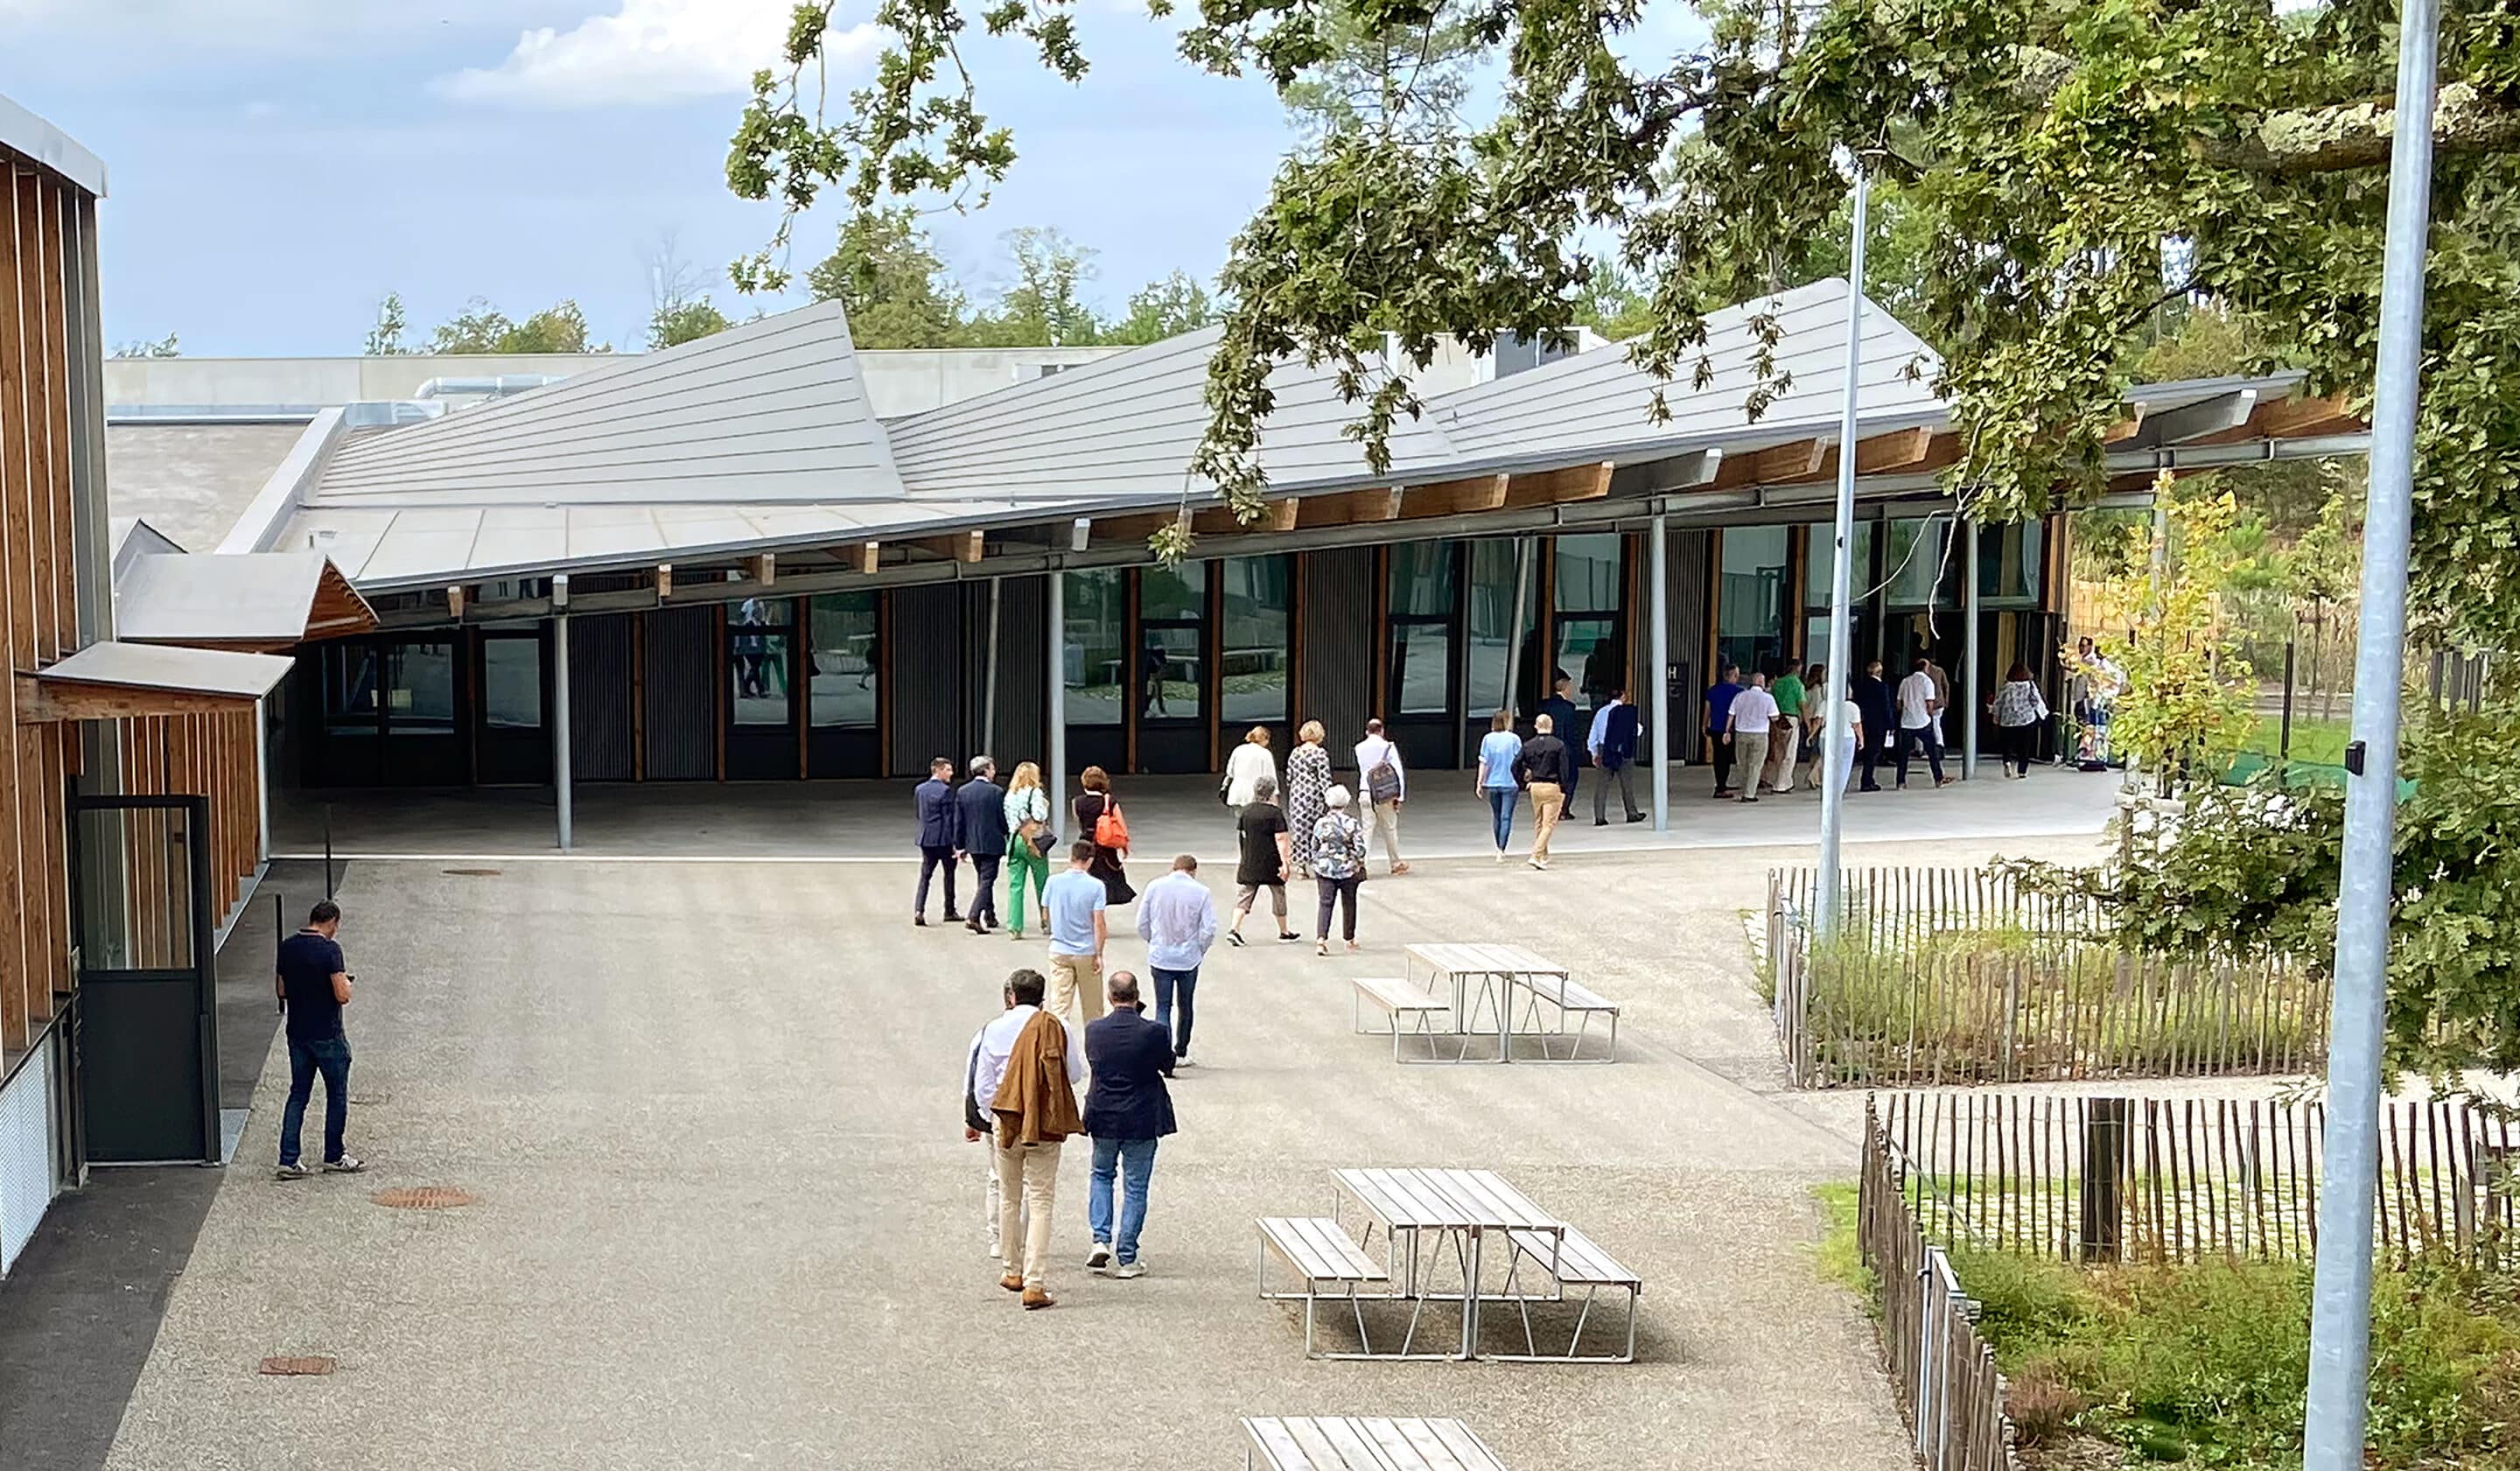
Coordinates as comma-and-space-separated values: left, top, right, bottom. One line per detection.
70, 795, 216, 1165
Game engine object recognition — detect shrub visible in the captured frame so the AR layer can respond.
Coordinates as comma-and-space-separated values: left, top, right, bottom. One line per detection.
2006, 1361, 2086, 1449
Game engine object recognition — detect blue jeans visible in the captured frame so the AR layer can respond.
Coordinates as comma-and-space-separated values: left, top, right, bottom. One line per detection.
1486, 788, 1517, 849
1088, 1135, 1159, 1264
279, 1036, 352, 1167
1151, 964, 1198, 1058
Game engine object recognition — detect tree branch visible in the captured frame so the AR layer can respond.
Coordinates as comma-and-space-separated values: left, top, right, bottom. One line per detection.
2206, 81, 2520, 175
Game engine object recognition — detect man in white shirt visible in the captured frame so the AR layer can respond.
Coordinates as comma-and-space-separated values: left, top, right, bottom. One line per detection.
1895, 655, 1953, 788
969, 969, 1087, 1300
1723, 673, 1780, 804
1135, 855, 1220, 1065
1353, 718, 1410, 875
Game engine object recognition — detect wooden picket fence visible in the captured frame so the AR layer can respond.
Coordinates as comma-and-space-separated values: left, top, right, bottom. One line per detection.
1880, 1090, 2520, 1267
1860, 1100, 2022, 1471
1768, 868, 2328, 1089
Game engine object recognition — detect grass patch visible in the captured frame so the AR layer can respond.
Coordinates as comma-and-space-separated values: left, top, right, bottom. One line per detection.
1956, 1250, 2520, 1469
1811, 1182, 1877, 1306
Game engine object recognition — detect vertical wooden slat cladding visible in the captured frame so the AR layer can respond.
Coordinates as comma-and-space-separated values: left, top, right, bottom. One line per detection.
991, 575, 1048, 768
23, 174, 56, 667
570, 613, 634, 781
641, 606, 715, 780
886, 583, 963, 777
0, 171, 25, 1051
38, 180, 70, 663
1298, 548, 1374, 743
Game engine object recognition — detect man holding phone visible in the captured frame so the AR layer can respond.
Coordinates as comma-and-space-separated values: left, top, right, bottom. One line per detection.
276, 900, 364, 1179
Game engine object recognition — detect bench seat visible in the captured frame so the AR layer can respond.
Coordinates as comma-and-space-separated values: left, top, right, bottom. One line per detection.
1259, 1216, 1387, 1287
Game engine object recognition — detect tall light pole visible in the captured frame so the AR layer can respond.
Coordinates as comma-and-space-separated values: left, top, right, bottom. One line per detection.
1814, 167, 1868, 937
2303, 2, 2438, 1465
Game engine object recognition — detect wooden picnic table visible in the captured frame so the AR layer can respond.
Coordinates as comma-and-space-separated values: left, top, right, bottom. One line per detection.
1333, 1166, 1564, 1359
1403, 943, 1572, 1063
1241, 1416, 1508, 1471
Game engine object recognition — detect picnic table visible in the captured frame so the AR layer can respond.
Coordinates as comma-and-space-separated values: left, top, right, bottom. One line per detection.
1241, 1417, 1508, 1471
1403, 943, 1569, 1063
1333, 1166, 1563, 1359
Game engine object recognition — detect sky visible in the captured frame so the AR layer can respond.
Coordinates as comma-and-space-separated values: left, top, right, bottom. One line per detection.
0, 0, 1312, 355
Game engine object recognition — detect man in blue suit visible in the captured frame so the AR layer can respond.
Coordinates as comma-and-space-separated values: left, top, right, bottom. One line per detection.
914, 755, 962, 928
1082, 971, 1176, 1277
956, 755, 1009, 934
1587, 688, 1647, 825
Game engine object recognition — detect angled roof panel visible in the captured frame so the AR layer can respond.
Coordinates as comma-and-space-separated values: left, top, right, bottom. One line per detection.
1429, 279, 1943, 459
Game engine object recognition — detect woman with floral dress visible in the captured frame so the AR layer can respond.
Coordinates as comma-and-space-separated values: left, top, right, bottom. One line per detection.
1282, 720, 1334, 880
1311, 783, 1368, 956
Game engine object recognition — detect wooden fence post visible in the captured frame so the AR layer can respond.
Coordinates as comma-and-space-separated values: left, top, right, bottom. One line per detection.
2080, 1097, 2129, 1264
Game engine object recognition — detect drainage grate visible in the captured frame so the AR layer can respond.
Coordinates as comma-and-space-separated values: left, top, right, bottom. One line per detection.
371, 1186, 476, 1210
259, 1355, 337, 1376
442, 867, 503, 878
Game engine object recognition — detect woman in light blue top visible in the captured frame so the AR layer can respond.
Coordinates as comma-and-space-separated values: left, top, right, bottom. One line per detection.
1474, 710, 1524, 859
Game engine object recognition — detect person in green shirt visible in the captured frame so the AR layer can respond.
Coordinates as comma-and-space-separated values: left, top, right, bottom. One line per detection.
1765, 658, 1806, 793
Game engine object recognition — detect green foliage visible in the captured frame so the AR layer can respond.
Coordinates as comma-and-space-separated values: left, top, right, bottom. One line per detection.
729, 0, 2520, 628
2084, 482, 2261, 783
2010, 692, 2520, 1079
1572, 259, 1656, 342
803, 207, 970, 348
648, 298, 732, 349
1275, 0, 1484, 140
363, 291, 411, 355
110, 332, 179, 359
427, 298, 607, 354
1957, 1252, 2520, 1470
963, 227, 1102, 347
1810, 1182, 1877, 1304
1103, 270, 1218, 346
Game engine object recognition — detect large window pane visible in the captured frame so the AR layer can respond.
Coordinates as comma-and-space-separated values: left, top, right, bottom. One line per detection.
808, 592, 878, 728
1976, 522, 2044, 605
1389, 624, 1452, 716
1558, 617, 1621, 702
1138, 626, 1202, 722
1886, 518, 1954, 606
1222, 555, 1290, 726
1807, 522, 1875, 606
1554, 533, 1621, 611
323, 643, 380, 737
730, 598, 790, 726
1140, 561, 1206, 620
1388, 542, 1456, 616
1716, 526, 1789, 677
1464, 540, 1529, 717
387, 641, 455, 734
1063, 569, 1125, 728
481, 636, 542, 729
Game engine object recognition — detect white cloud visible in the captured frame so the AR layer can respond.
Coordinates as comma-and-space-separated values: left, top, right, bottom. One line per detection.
438, 0, 877, 109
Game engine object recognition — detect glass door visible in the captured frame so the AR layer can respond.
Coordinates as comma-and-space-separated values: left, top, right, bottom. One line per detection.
724, 596, 800, 780
473, 627, 550, 786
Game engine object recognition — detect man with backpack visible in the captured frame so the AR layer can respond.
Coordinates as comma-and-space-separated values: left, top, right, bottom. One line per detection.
1351, 718, 1410, 876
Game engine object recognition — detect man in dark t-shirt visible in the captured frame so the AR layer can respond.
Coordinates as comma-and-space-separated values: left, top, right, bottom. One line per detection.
275, 900, 364, 1179
1225, 776, 1298, 945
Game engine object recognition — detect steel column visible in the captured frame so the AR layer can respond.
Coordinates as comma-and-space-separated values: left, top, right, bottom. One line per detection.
1649, 511, 1670, 831
1814, 168, 1868, 937
552, 596, 574, 851
1963, 519, 1979, 778
1047, 571, 1068, 845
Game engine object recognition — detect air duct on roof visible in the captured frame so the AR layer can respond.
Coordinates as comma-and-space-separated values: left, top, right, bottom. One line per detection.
413, 375, 569, 400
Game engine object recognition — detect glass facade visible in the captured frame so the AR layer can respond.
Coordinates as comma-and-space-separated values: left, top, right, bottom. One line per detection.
321, 643, 380, 737
1885, 518, 1955, 607
1806, 522, 1874, 606
1221, 555, 1291, 727
728, 596, 791, 727
1463, 539, 1527, 718
1716, 526, 1789, 677
1138, 561, 1205, 724
480, 635, 542, 729
385, 641, 455, 734
1554, 532, 1624, 703
1062, 569, 1126, 728
1976, 521, 2045, 605
808, 592, 879, 728
1386, 543, 1457, 718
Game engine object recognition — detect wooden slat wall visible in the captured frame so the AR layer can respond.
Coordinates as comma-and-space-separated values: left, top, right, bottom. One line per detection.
0, 150, 268, 1056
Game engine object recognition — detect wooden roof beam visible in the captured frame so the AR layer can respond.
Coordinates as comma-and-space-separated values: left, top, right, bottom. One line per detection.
746, 552, 777, 586
857, 542, 881, 576
1502, 460, 1614, 509
913, 530, 985, 564
1399, 473, 1509, 519
1191, 499, 1301, 536
1294, 487, 1404, 529
655, 563, 674, 599
445, 585, 467, 620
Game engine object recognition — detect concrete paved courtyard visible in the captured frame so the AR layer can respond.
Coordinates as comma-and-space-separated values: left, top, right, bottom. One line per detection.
97, 830, 2105, 1470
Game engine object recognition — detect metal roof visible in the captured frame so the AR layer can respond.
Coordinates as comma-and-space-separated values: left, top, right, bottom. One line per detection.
34, 641, 290, 700
305, 302, 905, 509
114, 549, 376, 646
884, 324, 1460, 502
0, 91, 105, 197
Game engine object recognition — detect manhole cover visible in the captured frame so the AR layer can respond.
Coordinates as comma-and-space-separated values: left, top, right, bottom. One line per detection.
442, 867, 503, 878
259, 1355, 336, 1376
371, 1186, 476, 1210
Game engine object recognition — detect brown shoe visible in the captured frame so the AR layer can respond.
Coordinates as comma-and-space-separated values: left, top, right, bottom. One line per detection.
1390, 862, 1411, 875
1021, 1285, 1055, 1310
999, 1272, 1023, 1292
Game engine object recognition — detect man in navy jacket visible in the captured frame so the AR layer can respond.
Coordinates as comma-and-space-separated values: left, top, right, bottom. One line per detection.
914, 755, 961, 927
1082, 971, 1176, 1277
956, 756, 1009, 934
1587, 688, 1647, 825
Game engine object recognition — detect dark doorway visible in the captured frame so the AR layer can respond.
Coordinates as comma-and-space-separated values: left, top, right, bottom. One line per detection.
473, 627, 551, 786
724, 595, 799, 780
71, 795, 215, 1165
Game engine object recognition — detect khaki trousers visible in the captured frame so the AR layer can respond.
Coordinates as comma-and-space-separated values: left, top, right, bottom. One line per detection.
993, 1134, 1062, 1287
1047, 951, 1105, 1025
1529, 781, 1564, 863
1732, 732, 1771, 795
1367, 798, 1404, 869
1765, 719, 1802, 791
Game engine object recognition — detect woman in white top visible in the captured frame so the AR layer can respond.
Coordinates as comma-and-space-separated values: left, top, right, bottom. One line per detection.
1221, 725, 1278, 810
1987, 663, 2050, 779
1000, 762, 1054, 940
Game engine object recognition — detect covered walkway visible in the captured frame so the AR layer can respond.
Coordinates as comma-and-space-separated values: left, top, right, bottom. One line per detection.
271, 764, 2117, 863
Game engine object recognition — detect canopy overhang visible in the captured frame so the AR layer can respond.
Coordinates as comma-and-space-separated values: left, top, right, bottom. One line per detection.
18, 642, 292, 724
115, 550, 378, 651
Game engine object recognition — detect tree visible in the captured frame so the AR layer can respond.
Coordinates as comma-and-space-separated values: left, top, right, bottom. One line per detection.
645, 232, 733, 350
364, 291, 412, 355
428, 298, 608, 354
111, 333, 179, 359
802, 208, 969, 348
2085, 475, 2262, 788
964, 228, 1102, 347
1571, 260, 1655, 343
730, 0, 2520, 641
1103, 270, 1217, 346
650, 300, 732, 349
1276, 0, 1484, 142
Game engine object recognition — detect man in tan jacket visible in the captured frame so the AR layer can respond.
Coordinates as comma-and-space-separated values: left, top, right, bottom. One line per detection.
973, 968, 1085, 1308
